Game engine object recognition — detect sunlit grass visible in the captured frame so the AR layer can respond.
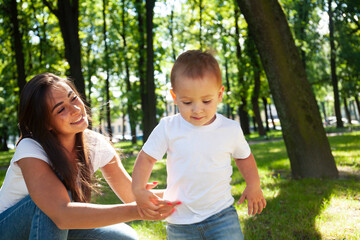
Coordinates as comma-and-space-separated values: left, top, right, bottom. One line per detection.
316, 195, 360, 240
0, 131, 359, 239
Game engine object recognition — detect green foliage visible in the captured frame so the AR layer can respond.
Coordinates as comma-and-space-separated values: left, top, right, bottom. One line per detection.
0, 0, 358, 149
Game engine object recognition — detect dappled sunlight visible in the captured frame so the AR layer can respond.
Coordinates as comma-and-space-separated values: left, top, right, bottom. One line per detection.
316, 195, 360, 239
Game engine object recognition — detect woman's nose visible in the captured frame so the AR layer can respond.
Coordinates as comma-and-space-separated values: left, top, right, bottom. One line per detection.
70, 104, 81, 115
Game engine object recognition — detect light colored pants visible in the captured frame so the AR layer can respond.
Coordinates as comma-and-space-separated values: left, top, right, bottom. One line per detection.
0, 195, 138, 240
166, 205, 244, 240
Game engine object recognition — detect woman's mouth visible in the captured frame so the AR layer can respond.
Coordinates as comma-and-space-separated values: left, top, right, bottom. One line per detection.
71, 115, 84, 124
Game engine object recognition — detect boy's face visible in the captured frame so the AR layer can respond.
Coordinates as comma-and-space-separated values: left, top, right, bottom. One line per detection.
170, 74, 224, 126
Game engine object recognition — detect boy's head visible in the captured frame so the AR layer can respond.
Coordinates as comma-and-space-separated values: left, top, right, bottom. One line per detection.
170, 50, 224, 126
170, 50, 222, 90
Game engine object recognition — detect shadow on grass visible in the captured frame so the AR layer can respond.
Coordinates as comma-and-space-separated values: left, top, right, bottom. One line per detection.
235, 132, 360, 240
240, 179, 334, 240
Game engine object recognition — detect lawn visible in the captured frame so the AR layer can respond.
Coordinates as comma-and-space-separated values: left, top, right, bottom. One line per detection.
0, 130, 359, 239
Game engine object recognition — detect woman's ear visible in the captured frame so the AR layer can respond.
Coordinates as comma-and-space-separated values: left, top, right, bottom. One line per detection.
170, 89, 177, 105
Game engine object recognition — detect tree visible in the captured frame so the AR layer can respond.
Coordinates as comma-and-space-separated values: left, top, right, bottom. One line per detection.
120, 0, 137, 143
233, 0, 250, 134
142, 0, 157, 142
6, 0, 26, 95
102, 0, 112, 140
246, 31, 266, 136
42, 0, 86, 99
328, 0, 343, 128
237, 0, 338, 178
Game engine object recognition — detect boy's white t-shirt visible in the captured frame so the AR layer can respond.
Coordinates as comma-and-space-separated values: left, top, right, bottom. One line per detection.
0, 130, 116, 213
142, 113, 251, 224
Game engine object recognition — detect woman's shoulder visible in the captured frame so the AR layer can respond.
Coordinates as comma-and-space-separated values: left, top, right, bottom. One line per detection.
12, 138, 49, 164
84, 129, 108, 144
16, 138, 44, 151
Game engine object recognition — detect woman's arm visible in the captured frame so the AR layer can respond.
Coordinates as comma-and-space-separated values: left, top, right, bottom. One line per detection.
17, 157, 170, 230
100, 154, 135, 203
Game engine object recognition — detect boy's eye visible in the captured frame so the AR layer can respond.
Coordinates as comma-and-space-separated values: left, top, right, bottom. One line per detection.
203, 100, 211, 104
182, 102, 191, 105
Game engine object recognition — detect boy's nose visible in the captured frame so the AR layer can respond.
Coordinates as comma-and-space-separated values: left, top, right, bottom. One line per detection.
192, 103, 202, 113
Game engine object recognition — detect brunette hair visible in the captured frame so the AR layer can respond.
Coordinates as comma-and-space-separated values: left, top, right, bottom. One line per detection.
18, 73, 93, 202
170, 50, 222, 90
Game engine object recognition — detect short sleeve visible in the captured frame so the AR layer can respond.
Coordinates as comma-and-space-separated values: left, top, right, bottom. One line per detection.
12, 138, 50, 165
142, 119, 168, 161
85, 130, 116, 172
232, 124, 251, 159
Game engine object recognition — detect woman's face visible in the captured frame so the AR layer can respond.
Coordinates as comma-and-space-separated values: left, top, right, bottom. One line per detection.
47, 82, 88, 140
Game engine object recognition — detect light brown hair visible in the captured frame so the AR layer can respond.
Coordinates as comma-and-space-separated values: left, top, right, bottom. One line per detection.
170, 50, 222, 90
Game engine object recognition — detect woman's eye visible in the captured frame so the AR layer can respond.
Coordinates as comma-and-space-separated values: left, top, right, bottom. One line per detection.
71, 96, 78, 101
57, 108, 64, 114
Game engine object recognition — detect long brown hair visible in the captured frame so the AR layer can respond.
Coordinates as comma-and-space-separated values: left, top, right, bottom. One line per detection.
18, 73, 93, 202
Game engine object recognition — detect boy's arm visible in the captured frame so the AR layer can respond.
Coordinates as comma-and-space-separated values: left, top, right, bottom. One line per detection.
132, 150, 163, 217
235, 153, 266, 215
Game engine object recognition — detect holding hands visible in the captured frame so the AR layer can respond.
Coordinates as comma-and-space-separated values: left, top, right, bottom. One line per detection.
135, 181, 181, 219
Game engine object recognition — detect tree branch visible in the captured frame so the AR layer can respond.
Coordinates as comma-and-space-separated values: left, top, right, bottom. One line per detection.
42, 0, 58, 16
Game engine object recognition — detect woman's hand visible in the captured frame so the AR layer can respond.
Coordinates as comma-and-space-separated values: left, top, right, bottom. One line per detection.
137, 200, 181, 221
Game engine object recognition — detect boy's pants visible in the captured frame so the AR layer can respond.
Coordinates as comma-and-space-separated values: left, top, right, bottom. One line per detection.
167, 205, 244, 240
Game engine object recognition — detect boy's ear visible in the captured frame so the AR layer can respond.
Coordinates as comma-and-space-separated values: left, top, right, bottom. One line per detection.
170, 89, 177, 104
218, 85, 225, 102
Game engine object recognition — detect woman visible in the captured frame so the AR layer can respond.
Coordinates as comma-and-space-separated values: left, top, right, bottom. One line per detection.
0, 73, 177, 240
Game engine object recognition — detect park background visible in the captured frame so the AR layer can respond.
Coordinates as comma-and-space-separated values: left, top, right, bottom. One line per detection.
0, 0, 359, 239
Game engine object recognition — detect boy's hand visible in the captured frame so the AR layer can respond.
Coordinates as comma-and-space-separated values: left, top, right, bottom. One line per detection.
238, 185, 266, 215
134, 188, 162, 217
134, 182, 182, 218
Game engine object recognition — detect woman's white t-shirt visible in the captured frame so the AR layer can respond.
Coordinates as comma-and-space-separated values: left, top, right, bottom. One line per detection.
142, 113, 251, 224
0, 130, 116, 213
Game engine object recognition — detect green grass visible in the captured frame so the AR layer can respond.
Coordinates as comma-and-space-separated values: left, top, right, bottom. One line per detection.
0, 131, 359, 239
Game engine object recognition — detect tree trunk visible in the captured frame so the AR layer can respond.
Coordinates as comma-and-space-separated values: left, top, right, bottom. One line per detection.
248, 32, 266, 136
169, 6, 177, 62
238, 100, 250, 135
122, 0, 137, 144
43, 0, 86, 100
294, 0, 310, 70
343, 98, 351, 125
102, 0, 112, 140
321, 101, 328, 126
234, 1, 250, 134
222, 39, 232, 119
268, 101, 276, 130
237, 0, 338, 178
354, 95, 360, 120
328, 0, 343, 128
135, 0, 147, 140
199, 0, 203, 50
262, 97, 270, 131
142, 0, 158, 142
0, 128, 9, 151
251, 69, 266, 136
8, 0, 26, 95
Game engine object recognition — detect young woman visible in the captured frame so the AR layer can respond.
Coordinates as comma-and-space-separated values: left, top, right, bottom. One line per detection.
0, 73, 177, 240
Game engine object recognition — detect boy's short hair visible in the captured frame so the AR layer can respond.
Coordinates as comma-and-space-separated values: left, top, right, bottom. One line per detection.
170, 50, 222, 90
